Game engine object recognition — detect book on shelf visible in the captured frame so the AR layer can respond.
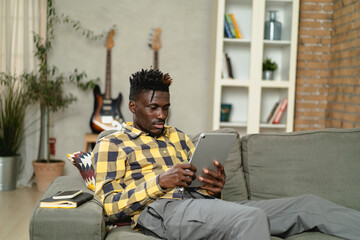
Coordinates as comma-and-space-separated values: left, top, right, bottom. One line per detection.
40, 191, 93, 209
224, 13, 236, 38
224, 15, 232, 38
266, 101, 280, 123
222, 52, 229, 79
229, 13, 242, 39
272, 98, 288, 124
224, 53, 234, 79
268, 102, 281, 124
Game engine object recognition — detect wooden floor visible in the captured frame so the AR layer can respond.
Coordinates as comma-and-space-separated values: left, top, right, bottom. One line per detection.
0, 186, 43, 240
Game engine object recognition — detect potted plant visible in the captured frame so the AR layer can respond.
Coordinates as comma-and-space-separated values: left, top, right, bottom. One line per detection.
0, 73, 29, 191
25, 0, 97, 192
262, 57, 278, 80
25, 68, 95, 192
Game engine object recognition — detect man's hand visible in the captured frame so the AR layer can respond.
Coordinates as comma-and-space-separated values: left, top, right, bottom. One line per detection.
199, 160, 226, 196
158, 163, 197, 189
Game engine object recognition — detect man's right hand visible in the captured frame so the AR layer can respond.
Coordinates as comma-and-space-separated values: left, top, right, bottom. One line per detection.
158, 163, 196, 189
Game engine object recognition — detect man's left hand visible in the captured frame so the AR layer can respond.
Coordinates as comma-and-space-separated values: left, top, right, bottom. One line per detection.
198, 160, 226, 196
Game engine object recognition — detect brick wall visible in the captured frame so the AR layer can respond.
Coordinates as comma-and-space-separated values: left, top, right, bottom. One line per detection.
327, 0, 360, 128
294, 0, 360, 131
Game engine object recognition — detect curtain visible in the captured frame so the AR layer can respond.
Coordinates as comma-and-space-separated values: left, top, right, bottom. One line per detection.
0, 0, 46, 187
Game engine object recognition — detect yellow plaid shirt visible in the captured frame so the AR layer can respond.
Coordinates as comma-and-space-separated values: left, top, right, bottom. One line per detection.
93, 122, 196, 228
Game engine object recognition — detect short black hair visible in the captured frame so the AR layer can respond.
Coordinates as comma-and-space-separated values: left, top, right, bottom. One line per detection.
129, 68, 172, 101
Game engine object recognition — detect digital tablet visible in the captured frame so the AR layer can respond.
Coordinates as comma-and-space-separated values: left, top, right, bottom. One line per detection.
188, 132, 236, 188
52, 190, 83, 199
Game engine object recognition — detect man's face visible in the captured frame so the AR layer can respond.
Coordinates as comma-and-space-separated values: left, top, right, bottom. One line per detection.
129, 90, 170, 137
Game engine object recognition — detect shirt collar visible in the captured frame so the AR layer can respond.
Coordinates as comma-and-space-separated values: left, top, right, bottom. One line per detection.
123, 122, 171, 139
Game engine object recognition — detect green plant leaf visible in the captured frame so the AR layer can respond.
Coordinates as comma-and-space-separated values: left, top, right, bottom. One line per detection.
0, 73, 29, 156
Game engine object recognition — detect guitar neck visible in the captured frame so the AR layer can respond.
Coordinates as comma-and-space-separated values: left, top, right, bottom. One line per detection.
105, 50, 111, 99
154, 51, 158, 70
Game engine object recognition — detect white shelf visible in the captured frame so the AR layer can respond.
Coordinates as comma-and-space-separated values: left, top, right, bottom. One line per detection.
224, 38, 251, 44
259, 123, 287, 129
211, 0, 299, 134
261, 80, 290, 88
263, 40, 291, 46
220, 121, 247, 128
220, 79, 250, 87
266, 0, 294, 4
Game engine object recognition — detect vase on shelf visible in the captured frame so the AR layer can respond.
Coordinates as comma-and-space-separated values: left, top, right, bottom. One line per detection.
264, 10, 282, 40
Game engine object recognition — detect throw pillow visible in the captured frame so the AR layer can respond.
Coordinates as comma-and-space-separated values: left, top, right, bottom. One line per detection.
67, 151, 95, 191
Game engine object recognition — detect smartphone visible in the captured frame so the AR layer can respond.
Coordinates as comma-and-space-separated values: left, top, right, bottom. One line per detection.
52, 190, 83, 199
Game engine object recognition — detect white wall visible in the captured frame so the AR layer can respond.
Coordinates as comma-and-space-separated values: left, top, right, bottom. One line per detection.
48, 0, 214, 175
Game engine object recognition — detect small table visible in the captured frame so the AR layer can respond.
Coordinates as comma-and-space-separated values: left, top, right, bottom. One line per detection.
83, 133, 98, 152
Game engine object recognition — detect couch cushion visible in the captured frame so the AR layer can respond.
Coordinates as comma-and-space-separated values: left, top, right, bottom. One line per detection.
106, 225, 158, 240
106, 225, 280, 240
190, 128, 248, 202
285, 231, 342, 240
241, 128, 360, 211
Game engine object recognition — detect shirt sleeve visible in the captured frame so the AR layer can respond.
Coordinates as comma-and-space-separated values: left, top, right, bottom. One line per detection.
184, 134, 195, 160
93, 138, 168, 221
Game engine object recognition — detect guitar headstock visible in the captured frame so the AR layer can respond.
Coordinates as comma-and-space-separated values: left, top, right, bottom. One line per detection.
148, 28, 162, 52
106, 30, 115, 50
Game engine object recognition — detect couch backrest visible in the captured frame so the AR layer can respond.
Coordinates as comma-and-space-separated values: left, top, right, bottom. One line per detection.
190, 128, 248, 202
241, 127, 360, 211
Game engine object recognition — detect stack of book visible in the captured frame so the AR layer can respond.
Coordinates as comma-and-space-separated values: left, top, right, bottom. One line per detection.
224, 13, 242, 39
40, 190, 93, 209
266, 98, 288, 124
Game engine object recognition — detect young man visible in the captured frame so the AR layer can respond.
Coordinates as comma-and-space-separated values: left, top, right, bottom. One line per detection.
93, 68, 360, 240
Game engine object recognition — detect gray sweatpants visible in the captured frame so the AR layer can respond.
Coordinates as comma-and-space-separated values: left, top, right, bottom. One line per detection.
138, 191, 360, 240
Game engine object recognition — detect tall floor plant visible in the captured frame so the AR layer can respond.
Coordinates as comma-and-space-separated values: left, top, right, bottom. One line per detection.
24, 0, 99, 192
24, 0, 97, 163
0, 73, 29, 156
0, 73, 29, 191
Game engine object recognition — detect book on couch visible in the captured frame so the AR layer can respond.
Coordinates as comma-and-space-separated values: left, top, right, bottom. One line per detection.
40, 191, 93, 209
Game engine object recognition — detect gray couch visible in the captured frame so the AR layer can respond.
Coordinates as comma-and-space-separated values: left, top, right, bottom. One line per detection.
30, 127, 360, 240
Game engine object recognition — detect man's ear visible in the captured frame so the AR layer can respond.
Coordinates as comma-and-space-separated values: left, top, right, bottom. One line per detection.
129, 100, 136, 114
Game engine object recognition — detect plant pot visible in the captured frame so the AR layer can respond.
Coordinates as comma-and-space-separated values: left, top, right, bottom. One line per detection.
263, 70, 274, 80
32, 160, 65, 192
0, 156, 19, 192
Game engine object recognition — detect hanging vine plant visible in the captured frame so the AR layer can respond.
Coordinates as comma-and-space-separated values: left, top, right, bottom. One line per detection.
54, 14, 117, 42
47, 0, 117, 42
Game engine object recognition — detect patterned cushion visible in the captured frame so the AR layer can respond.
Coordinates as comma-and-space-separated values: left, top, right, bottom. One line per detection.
67, 151, 95, 191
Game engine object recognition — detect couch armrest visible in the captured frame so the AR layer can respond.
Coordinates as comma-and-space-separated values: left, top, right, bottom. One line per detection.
29, 175, 106, 240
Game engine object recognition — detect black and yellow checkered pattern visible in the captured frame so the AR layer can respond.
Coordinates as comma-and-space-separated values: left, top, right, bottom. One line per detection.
93, 122, 195, 228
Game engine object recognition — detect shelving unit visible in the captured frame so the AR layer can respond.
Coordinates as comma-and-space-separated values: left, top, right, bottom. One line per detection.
211, 0, 300, 134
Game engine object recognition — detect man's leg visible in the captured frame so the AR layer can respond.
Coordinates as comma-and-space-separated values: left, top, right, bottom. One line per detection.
242, 194, 360, 240
138, 198, 270, 240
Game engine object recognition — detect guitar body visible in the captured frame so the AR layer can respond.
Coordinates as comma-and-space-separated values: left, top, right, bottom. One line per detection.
90, 85, 123, 133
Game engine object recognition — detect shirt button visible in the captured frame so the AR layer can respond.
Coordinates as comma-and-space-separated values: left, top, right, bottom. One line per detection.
163, 150, 167, 154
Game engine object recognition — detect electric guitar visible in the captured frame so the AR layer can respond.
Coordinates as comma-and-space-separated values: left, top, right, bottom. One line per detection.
90, 30, 124, 133
148, 28, 162, 69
